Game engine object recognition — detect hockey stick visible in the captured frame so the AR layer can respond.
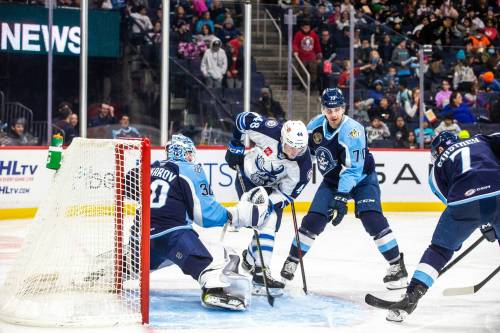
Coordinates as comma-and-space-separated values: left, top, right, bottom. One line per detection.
365, 234, 487, 309
290, 201, 308, 295
443, 265, 500, 296
235, 165, 274, 306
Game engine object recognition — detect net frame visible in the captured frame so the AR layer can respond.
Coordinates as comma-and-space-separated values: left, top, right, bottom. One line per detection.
0, 138, 151, 327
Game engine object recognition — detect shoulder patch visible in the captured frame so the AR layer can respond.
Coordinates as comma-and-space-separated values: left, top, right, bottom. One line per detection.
193, 164, 202, 174
313, 131, 323, 144
264, 146, 273, 156
265, 119, 278, 128
348, 128, 360, 138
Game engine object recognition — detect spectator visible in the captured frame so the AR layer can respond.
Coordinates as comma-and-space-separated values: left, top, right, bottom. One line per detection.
424, 53, 447, 93
434, 114, 461, 135
369, 97, 395, 123
414, 120, 435, 148
391, 116, 409, 148
441, 91, 476, 124
468, 30, 491, 52
112, 115, 141, 139
210, 0, 227, 29
452, 56, 477, 91
89, 103, 117, 128
352, 97, 373, 126
481, 71, 500, 93
192, 0, 208, 17
402, 88, 422, 122
382, 66, 399, 94
366, 117, 391, 144
195, 24, 216, 48
434, 80, 452, 109
318, 29, 336, 92
377, 34, 394, 64
391, 39, 416, 78
200, 38, 227, 88
483, 18, 498, 42
54, 105, 77, 145
129, 5, 153, 44
404, 131, 418, 149
5, 118, 38, 146
363, 50, 385, 88
217, 17, 240, 45
254, 87, 285, 122
292, 19, 322, 91
69, 113, 79, 138
337, 60, 371, 89
368, 80, 385, 106
195, 11, 215, 34
225, 41, 243, 88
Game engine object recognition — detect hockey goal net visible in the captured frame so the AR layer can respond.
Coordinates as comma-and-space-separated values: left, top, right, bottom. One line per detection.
0, 138, 151, 326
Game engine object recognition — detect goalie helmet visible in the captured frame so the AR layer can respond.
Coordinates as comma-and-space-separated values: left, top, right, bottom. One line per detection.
431, 131, 458, 163
280, 120, 308, 157
167, 134, 197, 162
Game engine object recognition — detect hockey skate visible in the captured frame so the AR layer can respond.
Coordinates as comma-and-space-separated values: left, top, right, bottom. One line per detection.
386, 284, 427, 322
241, 249, 255, 274
280, 256, 299, 282
253, 266, 285, 297
383, 253, 408, 290
201, 287, 246, 311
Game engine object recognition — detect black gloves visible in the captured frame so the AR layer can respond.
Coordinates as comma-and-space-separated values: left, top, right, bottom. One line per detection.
328, 192, 349, 226
225, 140, 245, 169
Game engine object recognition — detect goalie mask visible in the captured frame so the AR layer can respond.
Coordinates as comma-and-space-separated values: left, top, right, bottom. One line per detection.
280, 120, 308, 159
167, 134, 197, 162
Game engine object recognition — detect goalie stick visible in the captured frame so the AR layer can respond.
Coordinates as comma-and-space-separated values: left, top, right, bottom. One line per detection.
442, 265, 500, 296
365, 234, 486, 309
235, 165, 274, 307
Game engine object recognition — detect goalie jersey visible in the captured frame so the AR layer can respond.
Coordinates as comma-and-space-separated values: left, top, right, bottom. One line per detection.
429, 134, 500, 206
233, 112, 312, 208
307, 114, 375, 193
130, 160, 229, 234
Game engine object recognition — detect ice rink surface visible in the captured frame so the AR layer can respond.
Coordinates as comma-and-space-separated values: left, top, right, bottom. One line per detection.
0, 212, 499, 333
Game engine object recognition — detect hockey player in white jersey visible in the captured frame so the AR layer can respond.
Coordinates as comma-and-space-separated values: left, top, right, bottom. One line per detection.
225, 114, 313, 295
128, 134, 273, 310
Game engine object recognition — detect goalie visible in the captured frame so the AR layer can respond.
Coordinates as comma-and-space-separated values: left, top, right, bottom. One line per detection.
129, 134, 271, 311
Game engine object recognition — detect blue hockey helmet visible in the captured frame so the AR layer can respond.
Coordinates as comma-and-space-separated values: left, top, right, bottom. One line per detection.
431, 131, 458, 162
321, 88, 345, 109
167, 134, 197, 162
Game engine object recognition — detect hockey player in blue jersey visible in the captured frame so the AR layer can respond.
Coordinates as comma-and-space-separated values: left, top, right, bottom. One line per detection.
384, 131, 500, 322
225, 115, 313, 295
135, 134, 272, 311
280, 88, 408, 289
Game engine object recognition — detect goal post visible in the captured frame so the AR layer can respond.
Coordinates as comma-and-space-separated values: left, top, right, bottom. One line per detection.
0, 138, 151, 327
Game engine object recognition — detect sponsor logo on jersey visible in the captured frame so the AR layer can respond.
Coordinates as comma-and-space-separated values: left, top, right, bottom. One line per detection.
348, 128, 360, 138
265, 119, 278, 128
315, 147, 337, 174
264, 147, 273, 156
313, 132, 323, 144
464, 185, 491, 197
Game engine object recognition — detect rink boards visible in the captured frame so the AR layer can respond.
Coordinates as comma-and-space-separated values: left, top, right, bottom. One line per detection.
0, 146, 445, 219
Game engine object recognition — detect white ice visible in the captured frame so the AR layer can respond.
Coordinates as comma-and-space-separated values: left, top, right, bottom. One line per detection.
0, 212, 499, 333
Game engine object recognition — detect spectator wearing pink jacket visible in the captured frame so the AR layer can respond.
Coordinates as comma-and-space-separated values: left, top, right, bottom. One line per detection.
193, 0, 208, 17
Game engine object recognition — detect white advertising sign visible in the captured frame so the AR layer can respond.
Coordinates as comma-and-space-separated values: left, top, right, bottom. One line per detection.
0, 148, 439, 213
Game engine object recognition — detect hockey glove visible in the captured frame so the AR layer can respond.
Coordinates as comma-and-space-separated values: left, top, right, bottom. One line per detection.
328, 192, 349, 226
480, 224, 497, 242
225, 140, 245, 170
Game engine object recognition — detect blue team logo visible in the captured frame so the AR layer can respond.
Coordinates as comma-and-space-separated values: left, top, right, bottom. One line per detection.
316, 147, 337, 174
265, 119, 278, 128
250, 155, 285, 185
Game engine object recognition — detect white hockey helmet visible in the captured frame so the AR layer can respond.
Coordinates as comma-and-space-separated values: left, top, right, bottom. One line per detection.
280, 120, 308, 157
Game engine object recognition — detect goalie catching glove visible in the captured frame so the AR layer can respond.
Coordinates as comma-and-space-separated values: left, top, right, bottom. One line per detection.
227, 186, 272, 230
